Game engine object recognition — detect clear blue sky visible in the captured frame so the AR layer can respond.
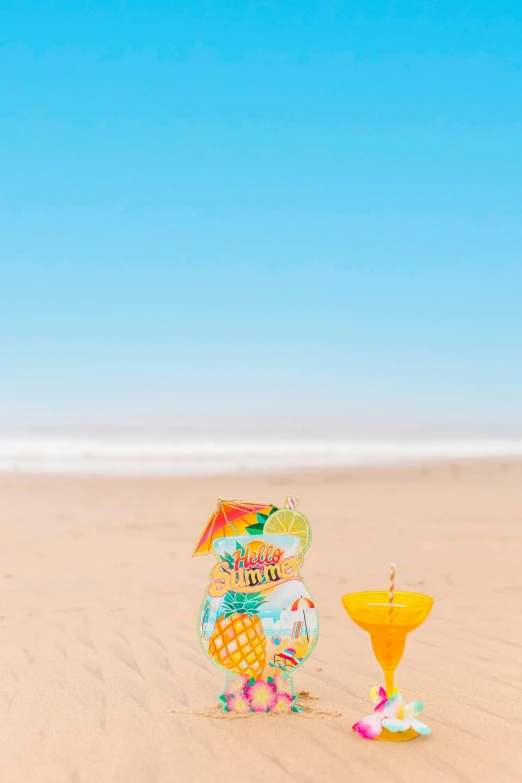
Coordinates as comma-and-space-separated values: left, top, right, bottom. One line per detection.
1, 1, 521, 432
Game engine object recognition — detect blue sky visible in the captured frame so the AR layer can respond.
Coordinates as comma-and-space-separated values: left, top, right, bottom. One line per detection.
1, 1, 521, 432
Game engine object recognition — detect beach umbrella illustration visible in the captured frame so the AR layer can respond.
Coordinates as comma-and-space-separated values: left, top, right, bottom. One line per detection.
291, 596, 315, 642
192, 499, 277, 556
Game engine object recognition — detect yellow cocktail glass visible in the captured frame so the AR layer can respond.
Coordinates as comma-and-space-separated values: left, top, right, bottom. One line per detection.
342, 590, 433, 742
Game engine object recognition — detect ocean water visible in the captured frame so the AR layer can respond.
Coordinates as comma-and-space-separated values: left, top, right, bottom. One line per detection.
1, 432, 522, 474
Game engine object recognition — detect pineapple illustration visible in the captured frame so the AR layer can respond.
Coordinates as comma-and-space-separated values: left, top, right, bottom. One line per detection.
208, 591, 267, 679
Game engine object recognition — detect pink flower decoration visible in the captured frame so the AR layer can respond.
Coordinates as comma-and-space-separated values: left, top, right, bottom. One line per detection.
224, 675, 248, 697
273, 693, 293, 713
227, 693, 251, 714
370, 686, 387, 707
352, 694, 387, 739
246, 680, 277, 712
352, 689, 431, 739
273, 674, 294, 697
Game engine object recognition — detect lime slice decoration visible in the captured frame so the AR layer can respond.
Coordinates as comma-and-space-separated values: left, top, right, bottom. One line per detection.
263, 509, 311, 554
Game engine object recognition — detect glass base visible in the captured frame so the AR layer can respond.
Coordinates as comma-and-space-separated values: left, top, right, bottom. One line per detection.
376, 728, 419, 742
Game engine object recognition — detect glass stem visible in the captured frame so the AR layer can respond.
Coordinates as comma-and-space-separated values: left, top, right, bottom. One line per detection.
384, 669, 394, 697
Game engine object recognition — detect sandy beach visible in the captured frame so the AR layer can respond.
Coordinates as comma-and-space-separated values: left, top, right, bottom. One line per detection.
1, 459, 521, 782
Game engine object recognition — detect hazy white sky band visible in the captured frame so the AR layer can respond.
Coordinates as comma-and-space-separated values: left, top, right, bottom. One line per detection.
1, 436, 521, 475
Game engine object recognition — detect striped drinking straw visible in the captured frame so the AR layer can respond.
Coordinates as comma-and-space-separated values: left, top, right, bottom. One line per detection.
386, 562, 396, 676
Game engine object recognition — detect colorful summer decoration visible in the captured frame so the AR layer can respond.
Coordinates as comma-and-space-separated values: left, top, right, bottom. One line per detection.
341, 565, 434, 741
193, 500, 277, 557
194, 496, 318, 713
352, 688, 431, 739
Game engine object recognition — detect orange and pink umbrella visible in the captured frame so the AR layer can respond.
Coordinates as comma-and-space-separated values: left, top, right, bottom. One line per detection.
192, 498, 277, 557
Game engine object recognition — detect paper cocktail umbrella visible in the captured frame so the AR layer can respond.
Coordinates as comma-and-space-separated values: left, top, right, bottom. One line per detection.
192, 498, 276, 556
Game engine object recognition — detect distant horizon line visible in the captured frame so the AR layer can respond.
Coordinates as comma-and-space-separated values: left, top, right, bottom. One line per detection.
1, 416, 521, 439
1, 432, 522, 476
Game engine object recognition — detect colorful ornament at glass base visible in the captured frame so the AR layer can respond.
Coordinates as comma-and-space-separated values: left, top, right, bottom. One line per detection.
353, 686, 431, 740
193, 497, 318, 714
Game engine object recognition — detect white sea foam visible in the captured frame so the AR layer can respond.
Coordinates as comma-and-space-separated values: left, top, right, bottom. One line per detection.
0, 433, 521, 474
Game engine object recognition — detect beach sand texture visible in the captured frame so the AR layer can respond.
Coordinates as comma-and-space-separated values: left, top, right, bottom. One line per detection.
1, 460, 521, 782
